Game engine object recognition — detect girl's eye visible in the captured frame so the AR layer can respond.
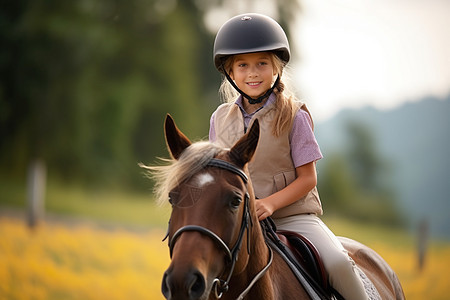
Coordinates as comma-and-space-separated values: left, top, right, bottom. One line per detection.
238, 63, 247, 67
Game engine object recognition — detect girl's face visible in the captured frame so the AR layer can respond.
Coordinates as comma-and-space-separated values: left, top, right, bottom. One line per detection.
229, 52, 277, 99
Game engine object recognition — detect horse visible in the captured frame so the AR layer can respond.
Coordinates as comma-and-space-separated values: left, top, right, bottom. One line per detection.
146, 115, 405, 300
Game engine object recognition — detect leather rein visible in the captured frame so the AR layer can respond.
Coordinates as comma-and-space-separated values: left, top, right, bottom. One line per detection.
165, 158, 273, 299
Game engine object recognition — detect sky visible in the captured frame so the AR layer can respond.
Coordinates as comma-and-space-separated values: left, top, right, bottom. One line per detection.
293, 0, 450, 122
205, 0, 450, 122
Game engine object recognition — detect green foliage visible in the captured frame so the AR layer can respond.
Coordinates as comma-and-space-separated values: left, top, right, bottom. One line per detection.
318, 121, 405, 227
0, 0, 301, 193
0, 0, 214, 189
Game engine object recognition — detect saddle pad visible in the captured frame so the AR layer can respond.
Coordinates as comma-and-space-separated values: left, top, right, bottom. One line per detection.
275, 228, 381, 300
357, 266, 381, 300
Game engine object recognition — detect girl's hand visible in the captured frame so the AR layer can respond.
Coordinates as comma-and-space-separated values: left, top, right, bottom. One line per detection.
254, 162, 318, 221
255, 197, 276, 221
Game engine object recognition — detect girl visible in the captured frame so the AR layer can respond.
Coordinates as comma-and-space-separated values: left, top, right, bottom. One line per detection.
209, 13, 369, 300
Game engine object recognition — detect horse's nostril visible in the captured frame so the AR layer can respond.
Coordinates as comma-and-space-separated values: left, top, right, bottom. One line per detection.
161, 272, 171, 299
188, 271, 206, 299
161, 269, 205, 300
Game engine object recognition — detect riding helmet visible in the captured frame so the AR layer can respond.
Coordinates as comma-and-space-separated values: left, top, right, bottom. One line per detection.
213, 13, 290, 72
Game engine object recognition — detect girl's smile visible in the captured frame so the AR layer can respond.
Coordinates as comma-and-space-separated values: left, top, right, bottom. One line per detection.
230, 52, 277, 100
246, 81, 263, 91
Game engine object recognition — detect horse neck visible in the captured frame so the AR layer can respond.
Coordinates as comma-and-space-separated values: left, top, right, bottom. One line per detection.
232, 212, 275, 299
250, 215, 270, 264
245, 193, 271, 275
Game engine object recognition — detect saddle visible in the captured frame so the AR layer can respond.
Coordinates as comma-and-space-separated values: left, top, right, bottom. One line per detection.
276, 230, 328, 290
261, 218, 341, 300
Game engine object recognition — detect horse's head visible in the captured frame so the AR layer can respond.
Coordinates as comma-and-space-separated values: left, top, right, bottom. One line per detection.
155, 114, 260, 300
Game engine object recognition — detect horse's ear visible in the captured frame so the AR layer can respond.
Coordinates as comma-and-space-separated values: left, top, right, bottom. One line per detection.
229, 119, 260, 168
164, 114, 191, 160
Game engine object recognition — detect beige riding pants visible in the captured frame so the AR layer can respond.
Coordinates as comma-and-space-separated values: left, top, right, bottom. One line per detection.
273, 214, 369, 300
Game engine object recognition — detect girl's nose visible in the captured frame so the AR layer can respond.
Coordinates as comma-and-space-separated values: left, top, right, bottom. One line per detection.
248, 66, 258, 77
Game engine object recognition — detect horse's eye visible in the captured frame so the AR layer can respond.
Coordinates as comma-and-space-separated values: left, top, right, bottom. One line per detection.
230, 196, 243, 209
168, 191, 177, 206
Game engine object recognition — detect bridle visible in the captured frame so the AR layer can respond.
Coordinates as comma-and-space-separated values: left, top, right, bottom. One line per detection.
165, 158, 273, 299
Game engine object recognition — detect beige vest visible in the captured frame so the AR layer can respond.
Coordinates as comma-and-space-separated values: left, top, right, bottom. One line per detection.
213, 99, 323, 218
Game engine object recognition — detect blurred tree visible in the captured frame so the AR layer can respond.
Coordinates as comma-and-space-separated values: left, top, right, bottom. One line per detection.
0, 0, 208, 186
318, 121, 404, 226
318, 153, 358, 212
346, 121, 385, 193
0, 0, 301, 192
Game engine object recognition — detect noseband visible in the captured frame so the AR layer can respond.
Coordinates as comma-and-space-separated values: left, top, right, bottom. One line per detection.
165, 158, 272, 299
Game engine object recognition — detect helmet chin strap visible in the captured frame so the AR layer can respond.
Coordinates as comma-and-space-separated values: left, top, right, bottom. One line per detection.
224, 69, 280, 104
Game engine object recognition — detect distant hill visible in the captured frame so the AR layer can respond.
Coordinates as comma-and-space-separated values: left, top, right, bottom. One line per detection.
315, 94, 450, 239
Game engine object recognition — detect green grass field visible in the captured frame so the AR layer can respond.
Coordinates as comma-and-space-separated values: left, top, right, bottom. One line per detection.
0, 177, 170, 228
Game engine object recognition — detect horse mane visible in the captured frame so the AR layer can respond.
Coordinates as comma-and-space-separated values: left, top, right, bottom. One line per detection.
141, 141, 224, 205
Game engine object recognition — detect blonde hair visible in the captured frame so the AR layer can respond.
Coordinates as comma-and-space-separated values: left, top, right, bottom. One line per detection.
140, 142, 224, 205
219, 53, 300, 137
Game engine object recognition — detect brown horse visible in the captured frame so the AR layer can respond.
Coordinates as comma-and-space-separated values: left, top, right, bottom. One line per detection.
146, 115, 404, 300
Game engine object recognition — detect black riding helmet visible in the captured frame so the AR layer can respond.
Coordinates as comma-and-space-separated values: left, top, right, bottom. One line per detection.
213, 13, 291, 104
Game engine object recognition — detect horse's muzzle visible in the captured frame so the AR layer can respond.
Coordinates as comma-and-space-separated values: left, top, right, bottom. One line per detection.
162, 268, 207, 300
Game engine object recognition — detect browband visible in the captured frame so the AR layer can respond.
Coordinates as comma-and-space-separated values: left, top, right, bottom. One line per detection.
207, 158, 248, 184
